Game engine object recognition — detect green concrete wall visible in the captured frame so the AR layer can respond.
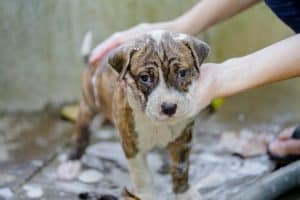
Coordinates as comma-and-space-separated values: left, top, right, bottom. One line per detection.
0, 1, 293, 112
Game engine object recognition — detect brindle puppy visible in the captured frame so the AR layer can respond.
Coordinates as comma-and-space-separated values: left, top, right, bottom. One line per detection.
59, 30, 209, 200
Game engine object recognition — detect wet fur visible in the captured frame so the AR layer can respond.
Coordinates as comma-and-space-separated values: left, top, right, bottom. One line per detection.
67, 31, 209, 199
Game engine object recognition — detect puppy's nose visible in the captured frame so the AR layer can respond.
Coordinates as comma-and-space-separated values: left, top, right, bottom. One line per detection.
161, 102, 177, 116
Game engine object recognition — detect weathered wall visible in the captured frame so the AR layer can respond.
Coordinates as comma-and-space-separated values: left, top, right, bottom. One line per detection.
0, 1, 294, 112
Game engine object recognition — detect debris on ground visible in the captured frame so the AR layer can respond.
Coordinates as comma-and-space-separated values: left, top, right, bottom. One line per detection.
0, 112, 296, 200
57, 160, 82, 181
220, 129, 273, 157
78, 169, 104, 184
22, 184, 44, 199
0, 187, 14, 199
60, 104, 79, 122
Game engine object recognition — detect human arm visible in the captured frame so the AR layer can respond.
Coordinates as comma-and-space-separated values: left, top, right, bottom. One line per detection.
171, 0, 262, 35
90, 0, 261, 64
214, 34, 300, 98
191, 34, 300, 112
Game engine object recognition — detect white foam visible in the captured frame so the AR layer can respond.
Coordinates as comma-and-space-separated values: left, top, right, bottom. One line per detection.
150, 30, 166, 43
173, 33, 187, 41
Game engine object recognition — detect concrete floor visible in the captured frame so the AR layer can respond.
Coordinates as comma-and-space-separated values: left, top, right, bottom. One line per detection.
0, 78, 300, 200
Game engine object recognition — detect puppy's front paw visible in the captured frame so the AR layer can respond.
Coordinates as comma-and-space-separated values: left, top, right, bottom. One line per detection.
57, 160, 82, 181
176, 187, 202, 200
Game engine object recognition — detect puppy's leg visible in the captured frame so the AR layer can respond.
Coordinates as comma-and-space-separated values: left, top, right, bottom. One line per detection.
115, 115, 155, 199
113, 87, 156, 199
168, 124, 201, 200
127, 153, 156, 200
118, 129, 156, 199
69, 101, 95, 160
57, 101, 95, 180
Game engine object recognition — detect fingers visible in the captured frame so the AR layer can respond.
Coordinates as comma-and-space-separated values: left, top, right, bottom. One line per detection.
269, 126, 300, 156
89, 23, 154, 65
282, 139, 300, 155
269, 139, 300, 156
88, 23, 156, 65
277, 126, 297, 140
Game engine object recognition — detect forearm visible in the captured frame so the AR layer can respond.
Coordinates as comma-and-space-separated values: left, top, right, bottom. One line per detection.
165, 0, 261, 35
215, 34, 300, 98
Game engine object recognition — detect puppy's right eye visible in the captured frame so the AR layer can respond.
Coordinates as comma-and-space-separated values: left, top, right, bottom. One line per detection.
139, 73, 152, 85
177, 69, 189, 79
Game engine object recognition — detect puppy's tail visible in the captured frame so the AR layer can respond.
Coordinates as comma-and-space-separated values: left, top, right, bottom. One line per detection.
80, 31, 93, 65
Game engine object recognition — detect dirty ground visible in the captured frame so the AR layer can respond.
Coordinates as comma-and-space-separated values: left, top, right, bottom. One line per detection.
1, 79, 300, 200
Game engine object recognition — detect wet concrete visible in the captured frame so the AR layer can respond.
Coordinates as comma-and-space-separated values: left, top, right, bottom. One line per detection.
0, 112, 73, 192
4, 122, 275, 200
0, 77, 300, 200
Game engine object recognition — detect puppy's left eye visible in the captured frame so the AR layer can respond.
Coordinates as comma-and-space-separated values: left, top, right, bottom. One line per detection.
177, 69, 189, 79
139, 72, 153, 85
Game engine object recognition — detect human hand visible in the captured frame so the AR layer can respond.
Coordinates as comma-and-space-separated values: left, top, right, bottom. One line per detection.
187, 63, 220, 117
89, 22, 172, 65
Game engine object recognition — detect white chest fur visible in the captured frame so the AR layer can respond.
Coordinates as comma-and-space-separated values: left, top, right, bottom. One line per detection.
132, 109, 191, 152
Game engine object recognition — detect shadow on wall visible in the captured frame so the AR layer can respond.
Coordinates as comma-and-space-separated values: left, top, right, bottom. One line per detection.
0, 0, 292, 112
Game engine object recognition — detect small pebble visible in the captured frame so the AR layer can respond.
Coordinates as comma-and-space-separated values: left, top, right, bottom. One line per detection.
57, 160, 82, 181
56, 181, 93, 194
78, 192, 89, 199
0, 187, 14, 199
31, 160, 43, 167
22, 184, 43, 199
99, 194, 118, 200
78, 169, 103, 184
81, 155, 105, 171
78, 192, 118, 200
57, 153, 68, 162
86, 142, 127, 169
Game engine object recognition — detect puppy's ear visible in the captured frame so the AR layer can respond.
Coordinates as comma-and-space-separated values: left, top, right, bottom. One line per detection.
174, 33, 210, 71
108, 46, 137, 80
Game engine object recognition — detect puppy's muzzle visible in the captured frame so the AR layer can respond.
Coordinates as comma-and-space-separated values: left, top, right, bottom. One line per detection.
161, 102, 177, 116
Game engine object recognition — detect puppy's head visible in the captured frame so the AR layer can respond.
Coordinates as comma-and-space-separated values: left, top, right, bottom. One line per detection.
109, 30, 210, 123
